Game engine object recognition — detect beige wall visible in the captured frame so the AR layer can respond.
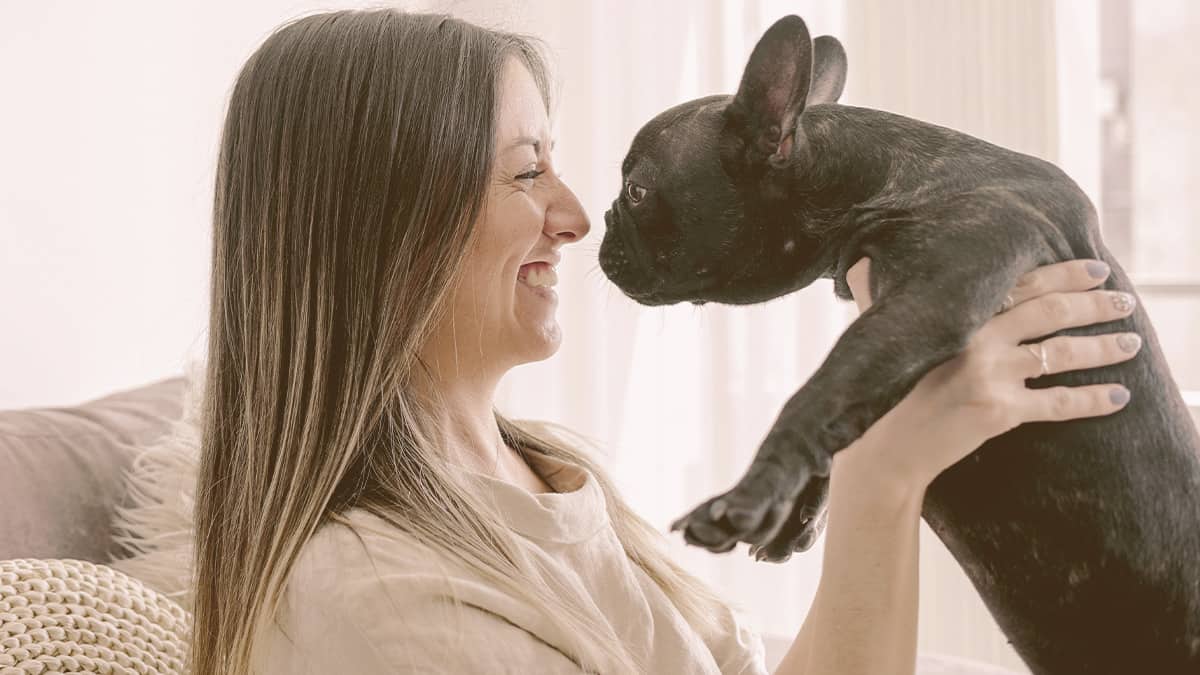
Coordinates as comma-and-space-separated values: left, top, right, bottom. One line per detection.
0, 0, 396, 409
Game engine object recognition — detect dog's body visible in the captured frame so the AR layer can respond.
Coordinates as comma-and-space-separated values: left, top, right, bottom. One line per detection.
598, 16, 1200, 674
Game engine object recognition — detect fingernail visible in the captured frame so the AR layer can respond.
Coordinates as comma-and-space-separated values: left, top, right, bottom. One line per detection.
1087, 261, 1111, 279
1111, 292, 1136, 313
1110, 387, 1131, 406
1117, 333, 1142, 353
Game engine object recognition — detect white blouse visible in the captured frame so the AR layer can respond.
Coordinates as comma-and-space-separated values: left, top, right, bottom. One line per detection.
255, 451, 768, 674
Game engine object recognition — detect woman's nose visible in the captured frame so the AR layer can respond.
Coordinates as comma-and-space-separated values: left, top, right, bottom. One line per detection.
544, 177, 591, 243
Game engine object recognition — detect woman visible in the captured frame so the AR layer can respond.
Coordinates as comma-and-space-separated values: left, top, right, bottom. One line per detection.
191, 9, 1140, 674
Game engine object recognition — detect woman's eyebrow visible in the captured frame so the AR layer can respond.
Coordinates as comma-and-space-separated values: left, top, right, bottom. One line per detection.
504, 136, 557, 154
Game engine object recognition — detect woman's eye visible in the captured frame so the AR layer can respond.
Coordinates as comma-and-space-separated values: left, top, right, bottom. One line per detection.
626, 181, 647, 204
517, 169, 546, 182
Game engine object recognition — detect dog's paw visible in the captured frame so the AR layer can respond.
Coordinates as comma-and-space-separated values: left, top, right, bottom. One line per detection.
670, 491, 789, 554
748, 476, 830, 563
670, 457, 816, 554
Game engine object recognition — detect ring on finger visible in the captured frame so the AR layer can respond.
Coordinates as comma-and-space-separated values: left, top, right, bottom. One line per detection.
1025, 342, 1050, 376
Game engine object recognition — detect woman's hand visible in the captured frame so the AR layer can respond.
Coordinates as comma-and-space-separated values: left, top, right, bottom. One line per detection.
837, 256, 1141, 493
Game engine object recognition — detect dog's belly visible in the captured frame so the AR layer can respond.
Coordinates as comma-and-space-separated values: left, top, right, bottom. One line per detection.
922, 300, 1200, 674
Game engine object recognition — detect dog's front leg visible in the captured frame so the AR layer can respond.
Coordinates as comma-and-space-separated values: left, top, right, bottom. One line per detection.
674, 248, 1033, 555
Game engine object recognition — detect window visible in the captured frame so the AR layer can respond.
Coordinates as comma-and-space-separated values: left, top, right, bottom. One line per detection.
1100, 0, 1200, 419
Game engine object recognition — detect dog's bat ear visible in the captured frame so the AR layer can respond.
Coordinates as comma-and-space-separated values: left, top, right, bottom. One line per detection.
728, 15, 814, 167
809, 35, 847, 104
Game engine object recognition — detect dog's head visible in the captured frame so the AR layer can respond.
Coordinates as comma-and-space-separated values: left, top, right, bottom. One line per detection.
599, 15, 847, 306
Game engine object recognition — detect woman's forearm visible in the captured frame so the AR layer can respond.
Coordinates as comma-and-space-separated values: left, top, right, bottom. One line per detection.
774, 445, 925, 675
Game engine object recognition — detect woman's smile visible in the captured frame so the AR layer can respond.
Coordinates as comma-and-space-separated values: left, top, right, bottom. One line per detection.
517, 261, 559, 303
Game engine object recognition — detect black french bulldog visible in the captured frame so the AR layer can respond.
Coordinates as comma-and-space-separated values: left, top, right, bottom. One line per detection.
598, 14, 1200, 675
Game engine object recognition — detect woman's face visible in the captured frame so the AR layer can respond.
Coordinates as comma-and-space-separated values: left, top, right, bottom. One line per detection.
424, 58, 590, 380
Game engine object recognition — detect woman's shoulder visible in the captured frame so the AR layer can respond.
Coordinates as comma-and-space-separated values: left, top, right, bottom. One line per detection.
287, 508, 458, 596
263, 509, 584, 674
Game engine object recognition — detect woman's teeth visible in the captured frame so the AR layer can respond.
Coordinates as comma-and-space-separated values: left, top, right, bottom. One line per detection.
519, 264, 558, 288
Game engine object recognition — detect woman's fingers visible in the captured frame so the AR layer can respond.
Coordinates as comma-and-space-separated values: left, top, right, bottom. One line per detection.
985, 258, 1134, 342
987, 288, 1137, 343
1002, 259, 1111, 309
1014, 332, 1143, 379
1021, 384, 1131, 423
846, 257, 872, 312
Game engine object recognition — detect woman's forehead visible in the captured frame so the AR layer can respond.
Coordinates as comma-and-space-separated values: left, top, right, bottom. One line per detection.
497, 59, 551, 151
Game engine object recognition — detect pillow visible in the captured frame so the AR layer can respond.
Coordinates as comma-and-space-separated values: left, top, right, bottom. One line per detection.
0, 558, 190, 674
109, 360, 205, 612
0, 376, 187, 562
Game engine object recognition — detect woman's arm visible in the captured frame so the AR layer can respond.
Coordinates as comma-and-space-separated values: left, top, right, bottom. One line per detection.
772, 257, 1140, 675
774, 446, 923, 675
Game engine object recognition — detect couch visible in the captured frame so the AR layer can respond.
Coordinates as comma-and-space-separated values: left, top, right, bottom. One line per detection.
0, 376, 191, 673
0, 376, 187, 563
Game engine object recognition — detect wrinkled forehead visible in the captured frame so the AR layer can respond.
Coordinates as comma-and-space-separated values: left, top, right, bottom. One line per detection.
623, 95, 730, 178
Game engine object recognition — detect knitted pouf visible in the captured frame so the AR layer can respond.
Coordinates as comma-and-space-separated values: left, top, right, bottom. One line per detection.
0, 559, 190, 674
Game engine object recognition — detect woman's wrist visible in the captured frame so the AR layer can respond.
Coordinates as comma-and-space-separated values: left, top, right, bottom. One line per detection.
833, 405, 940, 507
831, 444, 927, 515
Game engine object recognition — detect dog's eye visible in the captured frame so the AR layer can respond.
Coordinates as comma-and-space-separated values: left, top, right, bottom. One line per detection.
626, 181, 647, 204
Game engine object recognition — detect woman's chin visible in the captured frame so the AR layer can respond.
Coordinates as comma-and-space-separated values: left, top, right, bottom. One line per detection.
510, 322, 562, 365
509, 282, 563, 362
531, 324, 562, 360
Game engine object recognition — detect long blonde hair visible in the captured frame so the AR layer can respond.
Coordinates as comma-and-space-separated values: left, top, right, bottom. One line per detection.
192, 8, 731, 674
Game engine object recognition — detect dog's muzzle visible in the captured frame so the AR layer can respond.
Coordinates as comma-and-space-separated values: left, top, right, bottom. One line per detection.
599, 209, 653, 294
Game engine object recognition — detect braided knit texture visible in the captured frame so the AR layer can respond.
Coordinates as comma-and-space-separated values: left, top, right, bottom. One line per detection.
0, 559, 190, 674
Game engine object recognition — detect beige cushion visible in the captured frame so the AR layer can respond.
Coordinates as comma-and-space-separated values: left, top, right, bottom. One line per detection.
0, 378, 187, 562
0, 558, 190, 674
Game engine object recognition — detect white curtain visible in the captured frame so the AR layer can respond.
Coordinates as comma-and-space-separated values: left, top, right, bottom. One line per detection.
427, 1, 1065, 671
